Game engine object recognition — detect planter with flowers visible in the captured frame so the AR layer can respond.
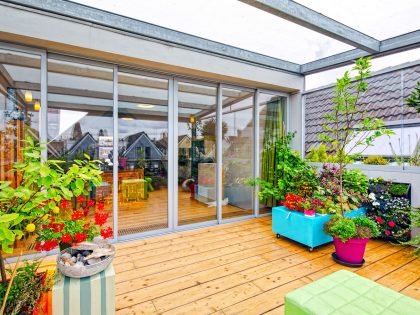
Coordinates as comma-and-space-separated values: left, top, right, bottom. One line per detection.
320, 57, 393, 266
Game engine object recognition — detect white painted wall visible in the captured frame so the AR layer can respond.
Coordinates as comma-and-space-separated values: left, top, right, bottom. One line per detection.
0, 3, 304, 92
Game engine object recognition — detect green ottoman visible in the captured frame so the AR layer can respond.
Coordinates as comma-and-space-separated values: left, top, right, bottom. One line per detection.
285, 270, 420, 315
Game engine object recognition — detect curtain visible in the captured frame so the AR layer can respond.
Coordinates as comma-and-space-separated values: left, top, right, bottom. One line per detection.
260, 97, 285, 207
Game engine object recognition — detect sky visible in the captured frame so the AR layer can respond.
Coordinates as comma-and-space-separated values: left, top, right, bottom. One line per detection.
71, 0, 420, 89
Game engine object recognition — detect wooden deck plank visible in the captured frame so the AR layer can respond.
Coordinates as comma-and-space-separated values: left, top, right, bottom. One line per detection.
112, 217, 419, 315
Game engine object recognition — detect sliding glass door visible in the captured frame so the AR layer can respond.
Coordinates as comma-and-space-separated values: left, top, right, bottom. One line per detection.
117, 71, 169, 235
221, 87, 255, 219
177, 81, 218, 226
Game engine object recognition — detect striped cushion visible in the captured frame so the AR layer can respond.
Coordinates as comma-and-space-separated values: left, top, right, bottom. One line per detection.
52, 265, 115, 315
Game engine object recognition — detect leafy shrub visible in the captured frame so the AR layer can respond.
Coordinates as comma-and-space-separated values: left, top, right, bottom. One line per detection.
325, 215, 379, 243
401, 207, 419, 257
363, 155, 388, 165
389, 183, 409, 197
0, 260, 54, 315
343, 169, 369, 195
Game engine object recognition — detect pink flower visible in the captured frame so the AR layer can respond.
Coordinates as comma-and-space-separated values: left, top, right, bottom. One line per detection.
388, 221, 395, 228
385, 230, 391, 236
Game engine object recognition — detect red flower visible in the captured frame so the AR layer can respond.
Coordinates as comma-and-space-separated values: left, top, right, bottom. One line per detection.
94, 212, 109, 226
83, 222, 91, 229
83, 208, 90, 217
74, 232, 87, 243
100, 227, 113, 239
388, 221, 395, 228
53, 223, 64, 233
97, 202, 105, 211
77, 196, 86, 203
36, 240, 58, 252
35, 242, 43, 252
61, 234, 72, 243
385, 230, 391, 236
87, 199, 95, 207
376, 217, 383, 224
71, 210, 85, 221
60, 200, 71, 209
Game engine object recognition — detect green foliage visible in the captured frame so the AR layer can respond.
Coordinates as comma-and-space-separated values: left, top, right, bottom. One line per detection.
389, 183, 409, 197
343, 169, 369, 195
306, 144, 329, 162
363, 155, 388, 165
0, 137, 102, 254
319, 57, 394, 215
406, 81, 420, 113
325, 215, 379, 243
401, 207, 420, 257
247, 132, 318, 201
0, 260, 54, 315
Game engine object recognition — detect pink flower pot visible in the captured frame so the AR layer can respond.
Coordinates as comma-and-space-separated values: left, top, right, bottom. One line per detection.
304, 209, 316, 217
333, 237, 369, 264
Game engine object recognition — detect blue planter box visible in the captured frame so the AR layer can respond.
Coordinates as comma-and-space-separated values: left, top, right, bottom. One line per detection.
272, 206, 366, 250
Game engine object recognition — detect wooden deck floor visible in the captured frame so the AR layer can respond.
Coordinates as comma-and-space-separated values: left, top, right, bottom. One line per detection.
113, 216, 420, 315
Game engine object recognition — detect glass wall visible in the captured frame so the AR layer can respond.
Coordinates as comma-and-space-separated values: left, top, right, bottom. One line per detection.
0, 42, 294, 248
47, 58, 114, 237
0, 48, 41, 255
118, 72, 169, 234
222, 88, 255, 219
177, 82, 217, 225
258, 93, 287, 214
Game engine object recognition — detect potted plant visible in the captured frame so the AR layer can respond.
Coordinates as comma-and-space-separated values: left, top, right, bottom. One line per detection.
297, 199, 316, 217
325, 216, 379, 265
0, 137, 102, 285
320, 57, 393, 265
34, 197, 113, 252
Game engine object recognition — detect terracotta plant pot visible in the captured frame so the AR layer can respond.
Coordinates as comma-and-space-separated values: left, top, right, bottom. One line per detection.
304, 209, 316, 217
333, 237, 369, 264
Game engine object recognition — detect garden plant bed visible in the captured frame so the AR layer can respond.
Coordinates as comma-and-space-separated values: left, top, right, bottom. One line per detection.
272, 206, 366, 250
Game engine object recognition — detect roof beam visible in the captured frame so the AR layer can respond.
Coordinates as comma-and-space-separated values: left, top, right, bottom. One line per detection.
239, 0, 380, 53
2, 0, 301, 73
301, 30, 420, 74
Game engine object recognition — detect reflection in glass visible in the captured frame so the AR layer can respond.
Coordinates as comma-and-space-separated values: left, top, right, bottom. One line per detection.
47, 59, 114, 237
0, 49, 41, 256
178, 82, 217, 225
222, 88, 254, 219
118, 72, 169, 234
259, 94, 287, 214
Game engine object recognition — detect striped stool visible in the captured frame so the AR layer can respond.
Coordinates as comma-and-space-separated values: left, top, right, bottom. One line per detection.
52, 265, 115, 315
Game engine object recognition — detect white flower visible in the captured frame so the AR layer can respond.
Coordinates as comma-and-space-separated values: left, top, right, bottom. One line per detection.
368, 193, 376, 201
372, 201, 380, 206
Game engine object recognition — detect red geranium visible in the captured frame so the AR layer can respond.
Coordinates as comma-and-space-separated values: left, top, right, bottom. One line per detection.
35, 239, 58, 252
61, 234, 72, 243
100, 227, 113, 239
71, 210, 85, 221
77, 196, 86, 203
376, 217, 383, 224
87, 199, 95, 207
283, 194, 304, 212
53, 223, 64, 233
388, 221, 395, 228
97, 202, 105, 211
74, 232, 88, 243
94, 212, 110, 226
60, 200, 71, 209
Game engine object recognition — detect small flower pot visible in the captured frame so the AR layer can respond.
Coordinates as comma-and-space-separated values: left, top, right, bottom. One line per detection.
333, 237, 369, 265
304, 209, 316, 217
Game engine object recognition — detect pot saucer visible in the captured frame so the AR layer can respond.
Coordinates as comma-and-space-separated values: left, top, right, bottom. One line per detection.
332, 252, 365, 268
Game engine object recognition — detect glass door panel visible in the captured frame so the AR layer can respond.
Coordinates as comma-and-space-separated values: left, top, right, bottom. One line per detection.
47, 58, 115, 238
258, 93, 287, 214
221, 88, 255, 219
118, 72, 169, 235
177, 82, 217, 226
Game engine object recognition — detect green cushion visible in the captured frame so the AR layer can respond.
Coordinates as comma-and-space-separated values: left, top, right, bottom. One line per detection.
285, 270, 420, 315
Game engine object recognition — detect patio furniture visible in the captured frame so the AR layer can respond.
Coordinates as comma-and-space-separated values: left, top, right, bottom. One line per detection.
121, 179, 147, 202
52, 264, 115, 315
272, 206, 366, 250
284, 270, 420, 315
